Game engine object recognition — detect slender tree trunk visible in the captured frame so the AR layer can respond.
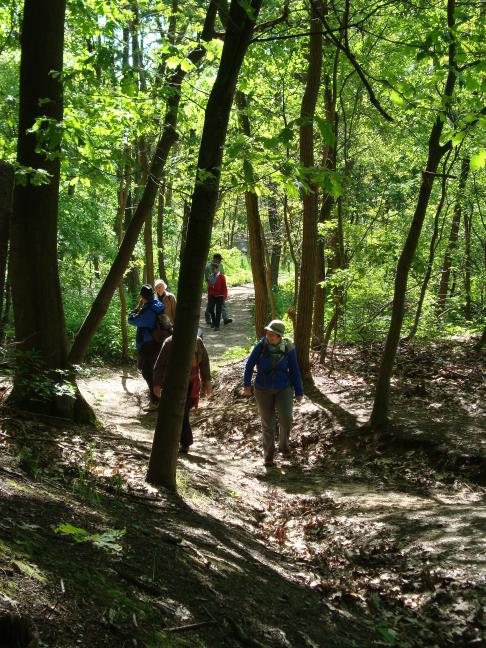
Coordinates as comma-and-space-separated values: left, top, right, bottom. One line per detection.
0, 162, 14, 334
260, 222, 276, 319
229, 195, 238, 248
464, 206, 473, 319
235, 90, 270, 338
68, 4, 218, 364
283, 195, 299, 307
267, 188, 281, 287
146, 0, 262, 489
370, 0, 458, 429
407, 156, 450, 339
156, 182, 168, 283
436, 157, 470, 315
179, 200, 190, 264
295, 8, 323, 378
312, 46, 338, 347
117, 161, 131, 361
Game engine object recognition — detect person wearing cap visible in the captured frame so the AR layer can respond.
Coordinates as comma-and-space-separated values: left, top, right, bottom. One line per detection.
128, 284, 165, 411
243, 319, 304, 466
154, 279, 177, 325
207, 262, 228, 331
204, 253, 232, 326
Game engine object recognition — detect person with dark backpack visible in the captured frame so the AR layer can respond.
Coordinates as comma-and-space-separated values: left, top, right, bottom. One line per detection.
243, 319, 304, 466
128, 284, 165, 411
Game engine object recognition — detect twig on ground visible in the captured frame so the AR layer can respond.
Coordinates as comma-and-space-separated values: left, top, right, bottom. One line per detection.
166, 620, 216, 633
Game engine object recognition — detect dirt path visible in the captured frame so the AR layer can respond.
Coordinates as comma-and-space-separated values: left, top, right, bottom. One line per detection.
78, 287, 486, 647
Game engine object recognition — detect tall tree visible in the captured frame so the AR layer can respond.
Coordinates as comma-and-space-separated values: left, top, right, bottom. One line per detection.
0, 161, 13, 339
436, 157, 470, 315
294, 6, 322, 378
236, 90, 271, 338
370, 0, 461, 428
8, 0, 74, 415
146, 0, 263, 489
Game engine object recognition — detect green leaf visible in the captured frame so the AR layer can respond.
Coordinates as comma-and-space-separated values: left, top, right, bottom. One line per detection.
470, 150, 486, 171
315, 116, 336, 145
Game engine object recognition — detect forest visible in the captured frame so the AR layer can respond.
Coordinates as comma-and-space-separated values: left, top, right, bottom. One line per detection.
0, 0, 485, 646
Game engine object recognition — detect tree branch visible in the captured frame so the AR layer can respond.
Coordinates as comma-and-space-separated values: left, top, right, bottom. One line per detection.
310, 0, 394, 122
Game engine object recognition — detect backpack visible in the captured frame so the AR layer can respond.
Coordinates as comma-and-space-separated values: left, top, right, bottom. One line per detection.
152, 312, 173, 344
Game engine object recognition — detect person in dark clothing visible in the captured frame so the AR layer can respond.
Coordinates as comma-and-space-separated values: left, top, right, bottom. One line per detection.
128, 284, 165, 411
153, 335, 212, 452
243, 319, 304, 466
207, 263, 228, 331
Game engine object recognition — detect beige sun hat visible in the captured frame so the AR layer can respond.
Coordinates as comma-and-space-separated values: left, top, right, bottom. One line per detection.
264, 319, 285, 336
154, 279, 167, 289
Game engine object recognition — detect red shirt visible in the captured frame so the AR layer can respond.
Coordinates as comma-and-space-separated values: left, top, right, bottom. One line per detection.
207, 273, 228, 300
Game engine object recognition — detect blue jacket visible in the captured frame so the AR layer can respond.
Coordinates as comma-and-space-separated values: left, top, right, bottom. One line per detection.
244, 337, 304, 396
128, 299, 165, 349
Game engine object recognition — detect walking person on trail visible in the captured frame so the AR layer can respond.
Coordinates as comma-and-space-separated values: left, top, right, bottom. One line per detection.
204, 253, 232, 326
153, 334, 212, 453
207, 263, 228, 331
243, 319, 304, 467
154, 279, 177, 325
128, 284, 165, 412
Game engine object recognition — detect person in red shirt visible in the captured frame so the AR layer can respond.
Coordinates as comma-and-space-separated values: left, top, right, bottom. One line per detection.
207, 263, 228, 331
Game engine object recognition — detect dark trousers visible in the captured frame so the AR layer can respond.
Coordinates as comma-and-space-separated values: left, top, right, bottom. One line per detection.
208, 295, 224, 328
181, 383, 194, 448
205, 299, 229, 324
138, 341, 161, 403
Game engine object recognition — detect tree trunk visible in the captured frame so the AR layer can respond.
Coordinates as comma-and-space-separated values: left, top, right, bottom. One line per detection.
235, 90, 270, 338
179, 200, 190, 264
436, 156, 470, 315
267, 188, 281, 287
156, 181, 168, 283
0, 162, 14, 334
407, 155, 451, 340
68, 3, 218, 364
9, 0, 68, 402
117, 161, 131, 361
146, 0, 262, 489
463, 206, 473, 319
370, 0, 458, 429
294, 7, 322, 378
312, 47, 338, 347
283, 195, 299, 307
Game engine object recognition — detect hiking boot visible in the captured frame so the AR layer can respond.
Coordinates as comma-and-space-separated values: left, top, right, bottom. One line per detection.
179, 446, 189, 454
264, 459, 275, 467
223, 318, 233, 325
281, 450, 292, 459
143, 402, 159, 412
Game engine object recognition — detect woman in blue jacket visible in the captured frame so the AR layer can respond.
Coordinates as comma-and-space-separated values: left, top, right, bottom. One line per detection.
128, 284, 165, 411
243, 319, 304, 466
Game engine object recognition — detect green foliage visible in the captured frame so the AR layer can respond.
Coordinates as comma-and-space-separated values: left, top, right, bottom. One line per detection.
53, 522, 126, 553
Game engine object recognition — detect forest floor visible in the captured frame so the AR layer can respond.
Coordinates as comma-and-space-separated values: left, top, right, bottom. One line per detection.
0, 286, 485, 648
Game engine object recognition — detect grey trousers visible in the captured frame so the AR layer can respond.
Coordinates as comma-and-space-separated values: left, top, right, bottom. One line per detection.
205, 299, 229, 323
254, 386, 294, 462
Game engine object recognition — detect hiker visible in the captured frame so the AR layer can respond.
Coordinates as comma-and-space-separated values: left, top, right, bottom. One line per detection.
207, 263, 228, 331
128, 284, 165, 411
153, 334, 212, 453
154, 279, 177, 325
243, 319, 304, 467
204, 253, 232, 326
